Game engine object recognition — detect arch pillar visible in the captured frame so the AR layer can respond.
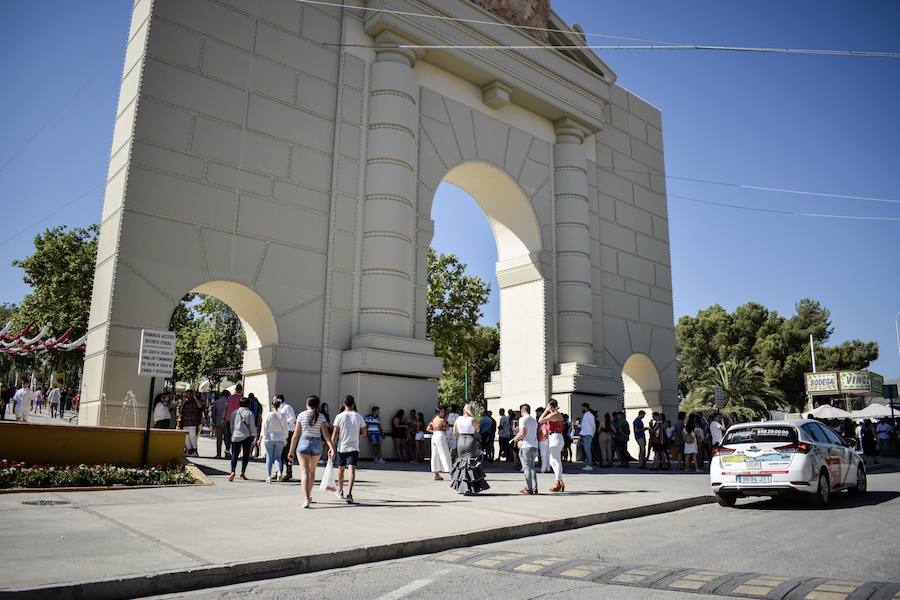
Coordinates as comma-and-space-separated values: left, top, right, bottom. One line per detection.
358, 31, 420, 338
553, 117, 595, 365
341, 30, 441, 456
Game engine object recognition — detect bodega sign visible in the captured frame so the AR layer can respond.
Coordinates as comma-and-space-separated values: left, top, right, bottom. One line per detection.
805, 370, 884, 397
805, 372, 839, 395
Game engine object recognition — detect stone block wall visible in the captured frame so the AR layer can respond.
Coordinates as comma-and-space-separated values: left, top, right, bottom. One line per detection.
589, 84, 677, 401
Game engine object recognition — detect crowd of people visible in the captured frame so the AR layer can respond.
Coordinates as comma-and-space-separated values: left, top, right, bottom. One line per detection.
811, 414, 897, 465
0, 380, 79, 422
140, 387, 898, 509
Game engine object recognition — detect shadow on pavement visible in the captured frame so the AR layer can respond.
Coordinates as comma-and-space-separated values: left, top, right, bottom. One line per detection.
737, 490, 900, 511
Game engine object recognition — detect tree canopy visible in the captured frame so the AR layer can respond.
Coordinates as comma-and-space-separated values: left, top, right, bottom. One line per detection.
426, 249, 497, 406
11, 225, 98, 338
169, 294, 246, 389
676, 298, 878, 411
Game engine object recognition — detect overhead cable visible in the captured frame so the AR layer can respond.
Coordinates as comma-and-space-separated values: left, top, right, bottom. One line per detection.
0, 182, 104, 249
0, 70, 103, 177
668, 193, 900, 221
298, 0, 900, 58
598, 167, 900, 205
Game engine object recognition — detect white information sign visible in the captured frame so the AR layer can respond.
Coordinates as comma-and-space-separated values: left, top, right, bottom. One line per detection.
138, 329, 176, 378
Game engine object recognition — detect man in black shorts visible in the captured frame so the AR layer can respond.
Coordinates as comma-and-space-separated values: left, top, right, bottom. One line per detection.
330, 395, 366, 504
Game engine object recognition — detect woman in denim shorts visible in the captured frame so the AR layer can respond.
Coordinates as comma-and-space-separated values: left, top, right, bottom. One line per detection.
288, 395, 335, 508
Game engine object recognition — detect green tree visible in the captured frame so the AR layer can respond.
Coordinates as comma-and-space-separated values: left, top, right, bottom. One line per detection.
425, 249, 492, 406
12, 225, 98, 336
695, 358, 784, 419
10, 225, 98, 382
170, 295, 202, 387
0, 303, 20, 382
169, 294, 246, 389
676, 298, 879, 412
195, 296, 246, 389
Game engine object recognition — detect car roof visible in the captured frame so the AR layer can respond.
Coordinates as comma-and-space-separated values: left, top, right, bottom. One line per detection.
728, 420, 816, 429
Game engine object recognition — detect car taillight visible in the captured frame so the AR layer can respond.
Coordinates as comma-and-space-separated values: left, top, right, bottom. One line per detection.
712, 446, 734, 456
775, 442, 810, 454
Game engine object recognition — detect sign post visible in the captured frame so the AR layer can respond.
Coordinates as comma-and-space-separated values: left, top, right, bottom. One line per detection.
138, 329, 175, 466
714, 386, 724, 411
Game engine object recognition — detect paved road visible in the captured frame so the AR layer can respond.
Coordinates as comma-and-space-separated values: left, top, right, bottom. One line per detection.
158, 471, 900, 600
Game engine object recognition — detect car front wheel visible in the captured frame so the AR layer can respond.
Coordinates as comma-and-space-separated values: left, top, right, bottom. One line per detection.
716, 493, 737, 507
848, 464, 866, 497
810, 470, 830, 508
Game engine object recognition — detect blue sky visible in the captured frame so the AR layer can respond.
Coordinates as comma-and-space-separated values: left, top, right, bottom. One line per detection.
1, 1, 898, 378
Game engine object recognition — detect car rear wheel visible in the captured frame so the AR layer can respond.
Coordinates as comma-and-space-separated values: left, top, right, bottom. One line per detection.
716, 493, 737, 507
809, 470, 830, 508
848, 464, 866, 497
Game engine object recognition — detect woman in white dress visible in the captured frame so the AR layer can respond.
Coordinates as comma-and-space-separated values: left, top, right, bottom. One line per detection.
427, 406, 452, 480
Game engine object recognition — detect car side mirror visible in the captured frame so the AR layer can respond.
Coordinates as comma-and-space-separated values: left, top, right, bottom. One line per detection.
842, 438, 856, 448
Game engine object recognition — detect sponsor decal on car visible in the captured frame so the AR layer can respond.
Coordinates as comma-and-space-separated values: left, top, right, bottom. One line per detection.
720, 452, 792, 470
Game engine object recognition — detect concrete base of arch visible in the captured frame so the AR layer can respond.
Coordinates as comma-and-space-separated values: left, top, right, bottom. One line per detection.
339, 333, 442, 460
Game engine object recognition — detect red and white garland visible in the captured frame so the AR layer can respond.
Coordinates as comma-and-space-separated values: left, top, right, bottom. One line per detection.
0, 322, 86, 356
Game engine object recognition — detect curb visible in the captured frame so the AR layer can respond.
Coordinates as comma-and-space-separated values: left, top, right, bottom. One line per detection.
1, 494, 714, 599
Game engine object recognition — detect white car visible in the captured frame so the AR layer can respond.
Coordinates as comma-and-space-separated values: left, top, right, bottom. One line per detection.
710, 419, 866, 508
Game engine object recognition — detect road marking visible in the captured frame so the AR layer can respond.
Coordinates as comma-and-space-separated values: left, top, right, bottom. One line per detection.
430, 548, 900, 599
374, 569, 451, 600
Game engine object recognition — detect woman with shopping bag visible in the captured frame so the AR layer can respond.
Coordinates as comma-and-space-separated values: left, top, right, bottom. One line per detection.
288, 395, 336, 509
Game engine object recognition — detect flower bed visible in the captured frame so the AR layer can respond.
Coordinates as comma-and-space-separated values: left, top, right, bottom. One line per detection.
0, 460, 196, 489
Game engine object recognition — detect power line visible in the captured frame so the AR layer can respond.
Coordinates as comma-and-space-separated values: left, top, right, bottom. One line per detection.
0, 182, 104, 249
598, 167, 900, 205
300, 0, 900, 59
0, 69, 103, 177
669, 193, 900, 221
399, 44, 900, 58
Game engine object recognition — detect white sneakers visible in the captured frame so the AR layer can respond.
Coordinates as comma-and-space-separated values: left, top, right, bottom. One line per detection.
302, 498, 310, 509
265, 476, 272, 484
581, 465, 594, 471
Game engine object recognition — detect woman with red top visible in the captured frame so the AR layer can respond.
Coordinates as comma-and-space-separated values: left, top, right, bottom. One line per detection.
539, 399, 566, 492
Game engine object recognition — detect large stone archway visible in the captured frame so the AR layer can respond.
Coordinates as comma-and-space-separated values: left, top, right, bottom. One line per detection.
83, 0, 679, 443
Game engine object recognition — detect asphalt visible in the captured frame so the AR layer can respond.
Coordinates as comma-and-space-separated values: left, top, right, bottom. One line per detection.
157, 471, 900, 600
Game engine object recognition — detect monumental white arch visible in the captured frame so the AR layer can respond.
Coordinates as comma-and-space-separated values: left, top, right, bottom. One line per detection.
428, 161, 549, 411
82, 0, 680, 445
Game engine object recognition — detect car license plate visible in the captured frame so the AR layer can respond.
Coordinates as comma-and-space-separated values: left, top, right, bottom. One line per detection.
746, 460, 761, 470
737, 475, 771, 484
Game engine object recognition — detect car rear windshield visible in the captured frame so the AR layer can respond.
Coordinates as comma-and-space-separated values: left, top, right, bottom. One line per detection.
723, 425, 797, 445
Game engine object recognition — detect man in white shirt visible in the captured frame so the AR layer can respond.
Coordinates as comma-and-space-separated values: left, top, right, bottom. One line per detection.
47, 385, 62, 419
579, 403, 597, 471
13, 382, 33, 422
512, 403, 539, 494
709, 414, 724, 446
277, 395, 297, 481
875, 419, 894, 456
331, 395, 366, 504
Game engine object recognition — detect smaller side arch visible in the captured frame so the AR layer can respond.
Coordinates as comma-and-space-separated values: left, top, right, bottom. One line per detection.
621, 353, 663, 463
189, 280, 278, 350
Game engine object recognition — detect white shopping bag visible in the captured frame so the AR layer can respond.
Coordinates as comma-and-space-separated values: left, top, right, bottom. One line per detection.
319, 460, 337, 492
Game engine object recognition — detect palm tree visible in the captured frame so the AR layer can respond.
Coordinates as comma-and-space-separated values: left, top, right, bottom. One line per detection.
679, 389, 713, 415
695, 358, 784, 419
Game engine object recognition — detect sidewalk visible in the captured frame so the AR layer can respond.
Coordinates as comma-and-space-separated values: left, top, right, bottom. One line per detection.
0, 433, 711, 597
